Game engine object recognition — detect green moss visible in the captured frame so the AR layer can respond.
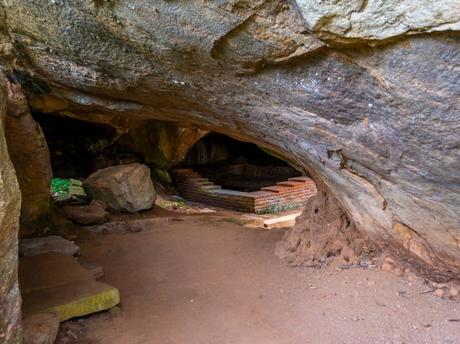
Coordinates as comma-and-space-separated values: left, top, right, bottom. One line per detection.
45, 286, 120, 322
256, 203, 304, 215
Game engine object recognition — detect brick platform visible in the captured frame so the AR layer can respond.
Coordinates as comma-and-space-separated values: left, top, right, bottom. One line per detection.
171, 168, 317, 214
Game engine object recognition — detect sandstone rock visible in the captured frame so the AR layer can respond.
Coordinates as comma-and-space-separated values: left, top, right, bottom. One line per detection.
181, 140, 229, 166
381, 261, 397, 273
83, 163, 156, 213
433, 289, 444, 297
117, 120, 208, 169
0, 77, 22, 344
22, 312, 59, 344
295, 0, 460, 42
20, 253, 120, 322
62, 200, 109, 226
5, 82, 52, 237
449, 287, 459, 298
19, 235, 80, 257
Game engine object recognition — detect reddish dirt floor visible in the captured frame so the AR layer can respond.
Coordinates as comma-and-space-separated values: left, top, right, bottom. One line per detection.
57, 215, 459, 344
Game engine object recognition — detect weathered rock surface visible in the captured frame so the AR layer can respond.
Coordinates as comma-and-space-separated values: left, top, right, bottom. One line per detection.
5, 81, 52, 237
0, 77, 22, 344
275, 190, 366, 267
19, 235, 80, 257
117, 120, 208, 169
22, 312, 59, 344
83, 163, 156, 213
295, 0, 460, 42
62, 200, 109, 226
181, 140, 229, 166
0, 1, 459, 339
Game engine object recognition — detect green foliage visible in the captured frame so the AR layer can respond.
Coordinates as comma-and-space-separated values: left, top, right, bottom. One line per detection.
51, 178, 70, 195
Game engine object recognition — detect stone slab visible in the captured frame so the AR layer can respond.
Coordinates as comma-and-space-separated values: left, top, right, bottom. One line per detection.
22, 280, 120, 322
19, 235, 80, 257
20, 252, 120, 321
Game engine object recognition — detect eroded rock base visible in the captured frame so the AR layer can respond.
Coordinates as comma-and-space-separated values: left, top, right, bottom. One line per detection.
275, 190, 369, 267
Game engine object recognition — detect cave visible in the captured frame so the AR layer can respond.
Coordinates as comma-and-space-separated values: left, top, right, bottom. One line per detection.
170, 133, 318, 213
1, 1, 459, 344
33, 112, 125, 180
178, 133, 301, 192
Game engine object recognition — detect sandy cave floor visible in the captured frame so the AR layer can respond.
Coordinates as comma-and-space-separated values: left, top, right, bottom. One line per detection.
56, 214, 459, 344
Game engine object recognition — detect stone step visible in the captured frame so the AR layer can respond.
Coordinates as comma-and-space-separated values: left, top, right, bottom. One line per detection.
200, 185, 222, 190
288, 176, 312, 183
277, 181, 304, 187
19, 252, 119, 322
189, 177, 209, 183
261, 185, 291, 193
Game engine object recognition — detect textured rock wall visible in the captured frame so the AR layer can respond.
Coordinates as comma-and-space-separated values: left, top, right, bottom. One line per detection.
0, 1, 459, 335
0, 78, 22, 344
0, 0, 457, 279
5, 81, 52, 237
117, 120, 208, 169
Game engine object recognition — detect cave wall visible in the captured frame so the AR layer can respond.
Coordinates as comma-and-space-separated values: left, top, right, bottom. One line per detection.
5, 81, 52, 237
117, 120, 208, 169
0, 78, 22, 344
0, 0, 459, 339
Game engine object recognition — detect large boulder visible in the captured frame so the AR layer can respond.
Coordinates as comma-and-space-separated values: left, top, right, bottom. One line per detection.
83, 163, 155, 213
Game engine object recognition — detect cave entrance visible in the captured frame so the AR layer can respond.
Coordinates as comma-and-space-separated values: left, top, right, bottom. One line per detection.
34, 112, 136, 181
171, 133, 317, 214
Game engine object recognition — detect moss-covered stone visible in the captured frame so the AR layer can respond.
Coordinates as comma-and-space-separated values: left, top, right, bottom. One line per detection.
20, 253, 120, 321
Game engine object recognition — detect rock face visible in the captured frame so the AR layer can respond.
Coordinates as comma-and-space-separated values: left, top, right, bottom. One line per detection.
117, 120, 208, 169
83, 163, 156, 213
0, 1, 459, 339
0, 79, 22, 343
4, 81, 52, 237
275, 190, 366, 267
295, 0, 460, 42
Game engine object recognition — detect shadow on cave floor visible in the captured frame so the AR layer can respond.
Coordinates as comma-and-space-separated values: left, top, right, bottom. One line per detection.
55, 214, 459, 344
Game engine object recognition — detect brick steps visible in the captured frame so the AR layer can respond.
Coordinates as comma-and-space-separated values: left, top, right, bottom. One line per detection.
171, 168, 317, 214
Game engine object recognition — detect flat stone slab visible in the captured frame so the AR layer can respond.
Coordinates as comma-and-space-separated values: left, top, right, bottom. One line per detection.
20, 252, 119, 321
19, 235, 80, 257
23, 312, 60, 344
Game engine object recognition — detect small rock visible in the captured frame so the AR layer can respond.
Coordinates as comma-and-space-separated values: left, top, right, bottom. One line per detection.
109, 306, 123, 318
433, 288, 444, 297
449, 287, 458, 297
367, 280, 376, 286
381, 261, 397, 272
23, 312, 60, 344
19, 236, 80, 257
63, 200, 109, 225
